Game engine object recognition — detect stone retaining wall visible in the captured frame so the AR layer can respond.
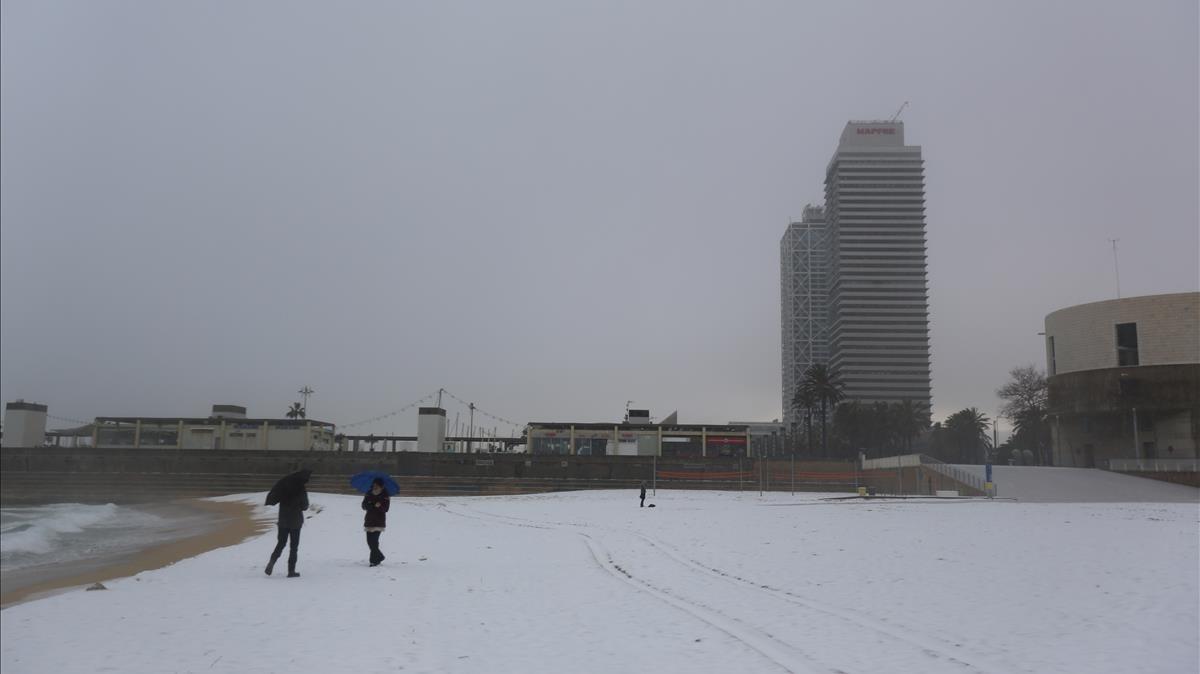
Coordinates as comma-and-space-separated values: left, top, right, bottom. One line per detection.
0, 448, 982, 504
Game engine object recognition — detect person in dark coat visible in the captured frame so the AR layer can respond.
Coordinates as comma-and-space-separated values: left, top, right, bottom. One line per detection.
362, 477, 390, 566
265, 469, 311, 578
639, 481, 647, 508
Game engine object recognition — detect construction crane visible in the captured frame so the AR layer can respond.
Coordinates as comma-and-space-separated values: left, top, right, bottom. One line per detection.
890, 101, 909, 122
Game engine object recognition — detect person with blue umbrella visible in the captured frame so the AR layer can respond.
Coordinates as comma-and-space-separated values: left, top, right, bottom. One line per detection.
351, 471, 398, 566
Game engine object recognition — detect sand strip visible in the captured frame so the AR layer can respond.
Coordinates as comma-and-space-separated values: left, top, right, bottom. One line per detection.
0, 498, 268, 609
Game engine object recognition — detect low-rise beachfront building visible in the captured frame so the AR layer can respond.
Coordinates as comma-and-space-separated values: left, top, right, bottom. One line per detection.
525, 421, 751, 457
730, 420, 787, 457
89, 404, 336, 451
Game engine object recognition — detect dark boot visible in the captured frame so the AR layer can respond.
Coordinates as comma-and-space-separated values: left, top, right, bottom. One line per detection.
265, 555, 278, 576
287, 562, 299, 578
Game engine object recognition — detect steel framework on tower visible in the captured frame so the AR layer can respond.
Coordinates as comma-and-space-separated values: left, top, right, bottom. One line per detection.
780, 204, 830, 433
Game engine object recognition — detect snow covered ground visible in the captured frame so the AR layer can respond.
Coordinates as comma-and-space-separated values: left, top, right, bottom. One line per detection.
2, 490, 1197, 674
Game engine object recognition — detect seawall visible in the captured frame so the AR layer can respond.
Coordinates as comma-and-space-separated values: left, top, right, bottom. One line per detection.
0, 447, 968, 504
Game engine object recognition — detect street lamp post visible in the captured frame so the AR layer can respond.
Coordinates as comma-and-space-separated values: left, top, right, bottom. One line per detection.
759, 443, 764, 497
468, 403, 475, 454
790, 447, 795, 496
298, 386, 314, 417
1132, 407, 1141, 464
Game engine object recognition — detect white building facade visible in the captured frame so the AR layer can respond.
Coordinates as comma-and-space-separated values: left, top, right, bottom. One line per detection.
2, 401, 48, 447
1044, 292, 1200, 376
91, 405, 336, 450
824, 121, 932, 408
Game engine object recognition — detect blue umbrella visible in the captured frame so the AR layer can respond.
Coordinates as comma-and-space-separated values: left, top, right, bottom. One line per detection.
350, 470, 400, 496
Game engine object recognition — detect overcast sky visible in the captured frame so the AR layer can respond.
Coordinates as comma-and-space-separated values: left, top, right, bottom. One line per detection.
2, 0, 1197, 437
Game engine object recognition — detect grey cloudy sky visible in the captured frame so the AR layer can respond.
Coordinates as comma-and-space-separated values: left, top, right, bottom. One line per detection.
2, 0, 1197, 436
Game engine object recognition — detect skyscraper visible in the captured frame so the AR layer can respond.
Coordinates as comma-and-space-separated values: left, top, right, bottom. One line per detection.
780, 205, 829, 430
825, 121, 931, 409
781, 121, 932, 427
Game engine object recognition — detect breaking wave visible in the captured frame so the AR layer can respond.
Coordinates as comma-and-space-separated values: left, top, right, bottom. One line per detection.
0, 503, 168, 570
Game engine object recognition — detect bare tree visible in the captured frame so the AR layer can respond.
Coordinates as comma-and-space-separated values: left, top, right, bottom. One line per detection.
997, 365, 1050, 464
997, 365, 1047, 420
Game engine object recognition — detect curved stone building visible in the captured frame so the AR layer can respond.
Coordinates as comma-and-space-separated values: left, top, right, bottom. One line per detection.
1044, 292, 1199, 466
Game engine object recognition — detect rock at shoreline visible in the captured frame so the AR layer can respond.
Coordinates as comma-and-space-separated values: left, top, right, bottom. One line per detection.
86, 582, 107, 591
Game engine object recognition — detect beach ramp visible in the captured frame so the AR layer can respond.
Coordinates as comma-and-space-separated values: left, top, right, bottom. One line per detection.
953, 465, 1198, 502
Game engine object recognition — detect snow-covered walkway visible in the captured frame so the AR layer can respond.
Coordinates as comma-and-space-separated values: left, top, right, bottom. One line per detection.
2, 490, 1196, 674
953, 465, 1199, 502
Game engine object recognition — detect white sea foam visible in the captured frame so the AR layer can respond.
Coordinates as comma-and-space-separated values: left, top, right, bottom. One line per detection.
0, 503, 170, 570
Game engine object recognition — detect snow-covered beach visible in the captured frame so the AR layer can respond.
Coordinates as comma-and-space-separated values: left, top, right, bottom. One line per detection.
1, 489, 1196, 674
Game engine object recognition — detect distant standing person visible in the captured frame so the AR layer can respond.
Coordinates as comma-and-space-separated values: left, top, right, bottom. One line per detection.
362, 477, 391, 566
265, 469, 311, 578
639, 481, 647, 508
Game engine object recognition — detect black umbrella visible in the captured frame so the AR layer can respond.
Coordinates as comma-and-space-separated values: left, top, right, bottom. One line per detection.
265, 469, 312, 506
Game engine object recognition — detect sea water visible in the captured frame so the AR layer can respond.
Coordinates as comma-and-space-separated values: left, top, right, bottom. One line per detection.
0, 502, 220, 594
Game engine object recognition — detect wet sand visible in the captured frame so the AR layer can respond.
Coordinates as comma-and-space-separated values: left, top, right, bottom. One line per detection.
0, 499, 268, 609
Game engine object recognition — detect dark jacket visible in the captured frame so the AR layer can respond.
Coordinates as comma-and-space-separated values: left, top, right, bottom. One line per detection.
640, 486, 646, 499
362, 491, 390, 529
278, 491, 309, 529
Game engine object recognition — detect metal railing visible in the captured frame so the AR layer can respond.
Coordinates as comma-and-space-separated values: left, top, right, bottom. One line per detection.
1107, 458, 1199, 472
860, 454, 922, 470
916, 455, 985, 491
858, 453, 987, 493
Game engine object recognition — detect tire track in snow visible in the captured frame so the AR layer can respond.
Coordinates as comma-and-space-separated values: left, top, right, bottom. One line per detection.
578, 532, 825, 674
625, 531, 1012, 674
447, 503, 1012, 674
432, 502, 554, 529
436, 504, 823, 673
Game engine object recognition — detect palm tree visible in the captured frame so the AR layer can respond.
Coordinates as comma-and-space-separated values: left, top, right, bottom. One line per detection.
870, 401, 894, 451
790, 387, 817, 455
945, 407, 991, 463
1011, 408, 1050, 465
893, 400, 930, 453
285, 402, 306, 420
802, 364, 844, 458
927, 421, 950, 462
832, 400, 863, 456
